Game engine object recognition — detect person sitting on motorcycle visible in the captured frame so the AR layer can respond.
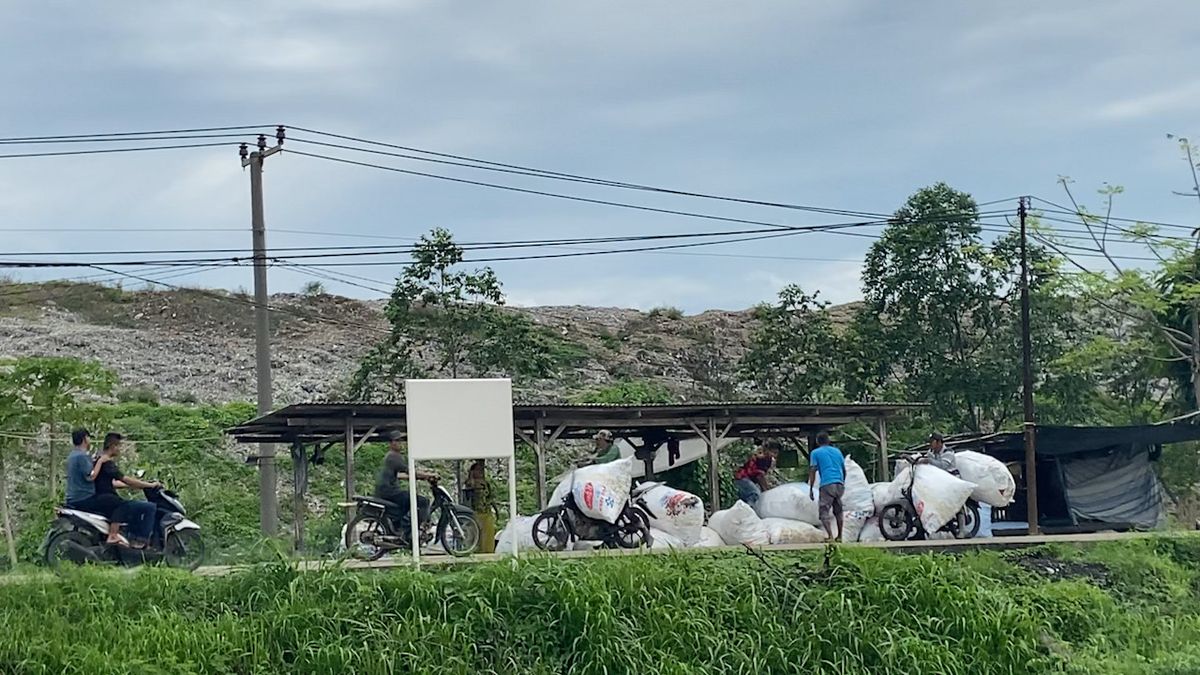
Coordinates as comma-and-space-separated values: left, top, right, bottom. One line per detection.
919, 432, 957, 474
374, 430, 435, 528
64, 428, 129, 547
586, 430, 622, 465
734, 440, 780, 507
92, 433, 161, 548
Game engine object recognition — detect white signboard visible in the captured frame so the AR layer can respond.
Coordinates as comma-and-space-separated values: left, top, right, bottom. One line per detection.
406, 379, 515, 460
404, 378, 519, 564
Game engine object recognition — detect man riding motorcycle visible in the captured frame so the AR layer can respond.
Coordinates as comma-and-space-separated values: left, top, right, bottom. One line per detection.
374, 430, 436, 529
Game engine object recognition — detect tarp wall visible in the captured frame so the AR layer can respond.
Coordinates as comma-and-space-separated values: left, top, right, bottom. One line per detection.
1061, 447, 1166, 529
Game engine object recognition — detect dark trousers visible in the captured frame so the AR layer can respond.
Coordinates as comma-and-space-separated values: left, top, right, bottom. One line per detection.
69, 494, 157, 541
375, 487, 431, 526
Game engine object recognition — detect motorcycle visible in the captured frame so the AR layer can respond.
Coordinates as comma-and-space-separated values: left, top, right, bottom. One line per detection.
43, 485, 205, 571
878, 454, 980, 541
530, 480, 657, 551
343, 476, 481, 560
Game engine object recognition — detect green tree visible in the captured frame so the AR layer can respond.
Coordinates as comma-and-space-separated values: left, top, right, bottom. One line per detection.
0, 361, 32, 567
740, 285, 842, 400
349, 228, 569, 400
9, 357, 116, 496
571, 379, 674, 405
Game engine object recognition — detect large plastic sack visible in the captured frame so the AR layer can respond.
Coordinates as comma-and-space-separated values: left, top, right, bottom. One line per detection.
815, 457, 874, 514
707, 501, 770, 547
755, 483, 820, 525
649, 528, 684, 550
548, 475, 572, 507
910, 465, 976, 533
494, 516, 537, 555
871, 481, 904, 513
642, 485, 704, 546
841, 509, 873, 542
761, 517, 826, 545
695, 526, 726, 548
570, 456, 636, 524
858, 516, 885, 543
955, 451, 1017, 507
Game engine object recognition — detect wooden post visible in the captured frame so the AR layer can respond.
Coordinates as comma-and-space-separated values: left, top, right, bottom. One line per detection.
291, 441, 307, 552
875, 417, 889, 482
343, 418, 355, 526
534, 418, 548, 509
706, 417, 720, 513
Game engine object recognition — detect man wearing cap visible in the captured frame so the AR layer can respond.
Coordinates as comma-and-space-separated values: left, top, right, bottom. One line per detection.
587, 430, 622, 465
374, 430, 435, 526
921, 432, 957, 474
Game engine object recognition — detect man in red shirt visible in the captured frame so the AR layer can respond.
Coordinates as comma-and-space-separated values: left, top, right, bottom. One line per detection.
734, 440, 780, 507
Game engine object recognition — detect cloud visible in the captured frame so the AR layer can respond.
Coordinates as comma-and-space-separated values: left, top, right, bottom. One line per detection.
1095, 81, 1200, 122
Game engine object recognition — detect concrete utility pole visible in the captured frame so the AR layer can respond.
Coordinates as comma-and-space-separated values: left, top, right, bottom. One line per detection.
240, 127, 285, 536
1018, 196, 1039, 535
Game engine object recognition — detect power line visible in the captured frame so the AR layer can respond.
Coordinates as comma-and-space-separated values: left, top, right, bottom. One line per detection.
0, 141, 240, 160
0, 133, 266, 146
0, 125, 275, 143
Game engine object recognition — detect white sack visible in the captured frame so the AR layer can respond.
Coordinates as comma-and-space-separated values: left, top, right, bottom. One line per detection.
977, 503, 994, 538
570, 456, 636, 524
755, 483, 820, 525
955, 450, 1017, 507
648, 528, 685, 550
694, 526, 726, 548
841, 509, 873, 542
548, 475, 572, 507
760, 517, 826, 545
816, 457, 874, 514
707, 501, 770, 547
858, 516, 885, 543
494, 516, 537, 555
641, 484, 705, 546
911, 465, 976, 533
871, 481, 904, 512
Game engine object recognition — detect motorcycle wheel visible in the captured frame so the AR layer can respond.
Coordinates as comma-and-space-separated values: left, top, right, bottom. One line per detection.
438, 509, 481, 557
164, 530, 206, 570
878, 503, 915, 542
345, 514, 389, 561
44, 530, 101, 570
613, 508, 650, 549
955, 501, 981, 540
531, 509, 570, 552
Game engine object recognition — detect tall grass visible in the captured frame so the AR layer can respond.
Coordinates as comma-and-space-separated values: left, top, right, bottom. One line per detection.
1, 540, 1198, 674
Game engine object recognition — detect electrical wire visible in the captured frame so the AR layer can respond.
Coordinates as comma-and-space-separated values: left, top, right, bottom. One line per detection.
0, 125, 276, 143
0, 141, 241, 160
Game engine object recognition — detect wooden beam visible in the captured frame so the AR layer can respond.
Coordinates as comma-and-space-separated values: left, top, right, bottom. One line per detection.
343, 419, 355, 527
706, 417, 720, 514
534, 418, 547, 509
875, 417, 889, 482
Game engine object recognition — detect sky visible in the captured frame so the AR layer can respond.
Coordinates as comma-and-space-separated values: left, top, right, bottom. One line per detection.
2, 1, 1200, 313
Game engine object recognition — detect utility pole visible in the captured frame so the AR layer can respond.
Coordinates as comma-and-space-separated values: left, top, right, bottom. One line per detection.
240, 127, 285, 536
1018, 196, 1039, 535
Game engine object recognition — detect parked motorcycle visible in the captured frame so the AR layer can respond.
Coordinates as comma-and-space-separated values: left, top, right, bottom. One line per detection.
343, 476, 481, 560
878, 455, 980, 541
530, 480, 657, 551
43, 485, 205, 571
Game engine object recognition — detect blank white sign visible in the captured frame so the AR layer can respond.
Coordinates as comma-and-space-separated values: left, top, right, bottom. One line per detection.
405, 379, 515, 460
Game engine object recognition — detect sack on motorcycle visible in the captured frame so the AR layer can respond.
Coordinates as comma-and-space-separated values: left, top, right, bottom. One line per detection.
495, 515, 538, 555
707, 500, 770, 547
908, 465, 977, 533
954, 450, 1016, 507
871, 481, 903, 513
642, 484, 704, 546
570, 457, 636, 524
754, 482, 820, 525
760, 517, 825, 545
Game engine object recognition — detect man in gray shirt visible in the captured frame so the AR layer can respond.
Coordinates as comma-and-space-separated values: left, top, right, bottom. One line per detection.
374, 430, 435, 526
64, 428, 128, 545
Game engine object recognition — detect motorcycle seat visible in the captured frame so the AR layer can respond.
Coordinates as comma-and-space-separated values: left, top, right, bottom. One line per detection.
353, 495, 400, 509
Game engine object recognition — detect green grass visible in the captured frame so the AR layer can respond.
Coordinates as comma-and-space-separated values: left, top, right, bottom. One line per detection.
2, 538, 1199, 674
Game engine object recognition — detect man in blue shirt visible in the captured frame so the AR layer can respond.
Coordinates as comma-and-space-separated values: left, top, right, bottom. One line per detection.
807, 431, 846, 542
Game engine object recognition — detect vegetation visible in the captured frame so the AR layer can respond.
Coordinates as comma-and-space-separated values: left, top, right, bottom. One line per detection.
0, 538, 1196, 673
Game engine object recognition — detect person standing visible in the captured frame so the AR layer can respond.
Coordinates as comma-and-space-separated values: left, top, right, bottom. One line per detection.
807, 432, 846, 542
733, 440, 780, 507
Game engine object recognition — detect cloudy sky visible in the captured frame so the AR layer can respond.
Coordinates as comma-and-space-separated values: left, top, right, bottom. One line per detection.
2, 1, 1199, 312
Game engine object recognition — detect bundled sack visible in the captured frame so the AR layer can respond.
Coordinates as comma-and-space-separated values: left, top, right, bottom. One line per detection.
570, 456, 636, 524
695, 526, 726, 548
954, 450, 1017, 507
908, 465, 976, 533
857, 516, 885, 543
548, 475, 572, 507
815, 457, 874, 514
755, 483, 820, 525
760, 517, 826, 545
871, 481, 904, 512
494, 516, 537, 555
707, 501, 770, 547
642, 484, 704, 546
648, 528, 684, 550
841, 509, 874, 542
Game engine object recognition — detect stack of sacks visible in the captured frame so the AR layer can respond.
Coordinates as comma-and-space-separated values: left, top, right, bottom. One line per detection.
954, 451, 1017, 507
760, 517, 826, 544
641, 484, 704, 546
823, 458, 875, 542
695, 526, 726, 548
707, 501, 770, 547
755, 483, 820, 525
648, 528, 685, 550
857, 516, 885, 543
494, 516, 538, 555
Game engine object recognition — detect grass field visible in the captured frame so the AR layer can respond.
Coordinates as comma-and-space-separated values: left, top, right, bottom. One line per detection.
2, 536, 1199, 674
